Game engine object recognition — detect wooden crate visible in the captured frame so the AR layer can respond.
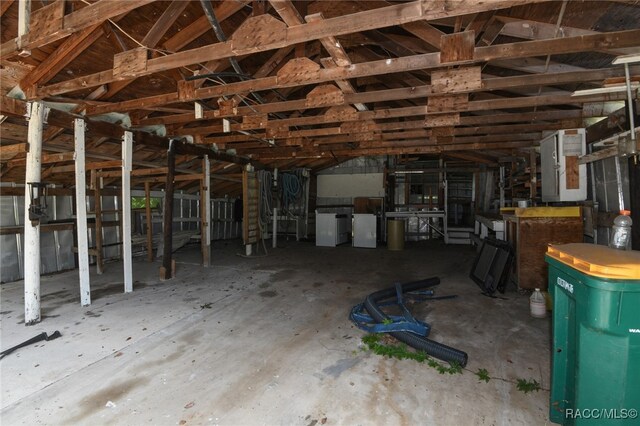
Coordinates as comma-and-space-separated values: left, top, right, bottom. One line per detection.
505, 208, 583, 290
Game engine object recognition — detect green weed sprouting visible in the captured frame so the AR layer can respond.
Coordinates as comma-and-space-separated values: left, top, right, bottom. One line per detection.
360, 334, 546, 393
361, 333, 462, 375
475, 368, 491, 383
516, 378, 541, 393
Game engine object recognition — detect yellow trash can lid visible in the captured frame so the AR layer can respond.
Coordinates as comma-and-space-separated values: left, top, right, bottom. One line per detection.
547, 243, 640, 279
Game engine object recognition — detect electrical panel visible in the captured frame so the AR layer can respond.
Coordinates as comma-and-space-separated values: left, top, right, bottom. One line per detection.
540, 129, 587, 202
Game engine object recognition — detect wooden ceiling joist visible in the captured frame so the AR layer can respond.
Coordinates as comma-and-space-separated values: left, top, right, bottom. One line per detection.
77, 29, 640, 116
35, 0, 556, 98
2, 0, 639, 187
1, 0, 156, 60
0, 96, 260, 167
139, 65, 634, 129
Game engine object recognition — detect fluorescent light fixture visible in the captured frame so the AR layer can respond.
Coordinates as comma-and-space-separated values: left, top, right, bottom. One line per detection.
612, 54, 640, 65
571, 84, 639, 97
393, 170, 424, 174
223, 118, 231, 133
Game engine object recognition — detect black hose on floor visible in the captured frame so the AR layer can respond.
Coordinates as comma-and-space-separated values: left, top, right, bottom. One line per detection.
363, 277, 468, 367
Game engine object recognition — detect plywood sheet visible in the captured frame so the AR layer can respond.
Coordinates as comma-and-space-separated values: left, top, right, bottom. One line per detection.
431, 66, 481, 93
113, 47, 148, 79
241, 114, 268, 130
427, 94, 468, 113
231, 15, 287, 54
514, 216, 583, 290
277, 58, 321, 85
425, 112, 460, 127
440, 31, 475, 63
305, 84, 344, 108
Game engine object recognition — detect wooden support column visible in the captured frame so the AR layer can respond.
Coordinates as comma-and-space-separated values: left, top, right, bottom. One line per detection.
161, 140, 176, 280
242, 164, 258, 256
201, 155, 211, 267
94, 171, 104, 275
145, 182, 153, 262
122, 131, 133, 292
24, 101, 44, 325
74, 118, 91, 306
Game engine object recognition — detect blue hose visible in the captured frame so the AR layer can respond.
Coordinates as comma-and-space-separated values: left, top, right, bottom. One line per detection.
280, 173, 301, 209
362, 277, 468, 366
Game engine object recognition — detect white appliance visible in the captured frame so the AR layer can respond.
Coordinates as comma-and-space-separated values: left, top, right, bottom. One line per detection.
353, 214, 377, 248
315, 212, 349, 247
540, 129, 587, 202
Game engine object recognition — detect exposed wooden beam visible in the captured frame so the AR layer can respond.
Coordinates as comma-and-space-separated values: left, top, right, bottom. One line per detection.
208, 121, 579, 147
172, 87, 629, 141
172, 105, 606, 143
37, 0, 551, 97
162, 1, 250, 53
346, 0, 443, 50
6, 151, 75, 167
0, 143, 28, 160
269, 0, 303, 26
578, 146, 619, 164
141, 64, 630, 127
0, 96, 261, 167
465, 11, 496, 40
0, 0, 15, 18
142, 1, 189, 48
270, 2, 367, 110
1, 0, 156, 60
78, 30, 640, 115
400, 21, 444, 51
495, 15, 638, 56
445, 151, 497, 164
20, 24, 104, 89
96, 1, 189, 100
254, 141, 536, 159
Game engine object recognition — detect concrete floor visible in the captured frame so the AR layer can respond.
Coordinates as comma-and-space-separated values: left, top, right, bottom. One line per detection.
1, 240, 552, 425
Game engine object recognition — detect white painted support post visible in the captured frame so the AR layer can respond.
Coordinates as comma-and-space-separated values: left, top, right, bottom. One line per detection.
74, 119, 91, 306
17, 0, 31, 56
24, 101, 44, 325
272, 207, 277, 248
303, 170, 310, 238
203, 155, 211, 267
122, 131, 133, 293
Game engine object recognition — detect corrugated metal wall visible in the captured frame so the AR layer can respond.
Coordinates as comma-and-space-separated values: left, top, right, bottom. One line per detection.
0, 190, 76, 283
0, 189, 241, 283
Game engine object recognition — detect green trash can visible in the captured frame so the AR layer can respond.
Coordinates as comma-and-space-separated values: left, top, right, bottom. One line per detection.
546, 244, 640, 425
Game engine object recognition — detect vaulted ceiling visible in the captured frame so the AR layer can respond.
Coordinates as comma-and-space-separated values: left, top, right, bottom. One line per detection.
1, 0, 639, 195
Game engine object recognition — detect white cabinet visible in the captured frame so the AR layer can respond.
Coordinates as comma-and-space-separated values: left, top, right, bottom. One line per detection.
540, 129, 587, 202
353, 214, 377, 248
315, 212, 349, 247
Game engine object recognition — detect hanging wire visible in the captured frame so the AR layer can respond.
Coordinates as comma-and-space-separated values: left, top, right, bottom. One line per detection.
533, 0, 568, 112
